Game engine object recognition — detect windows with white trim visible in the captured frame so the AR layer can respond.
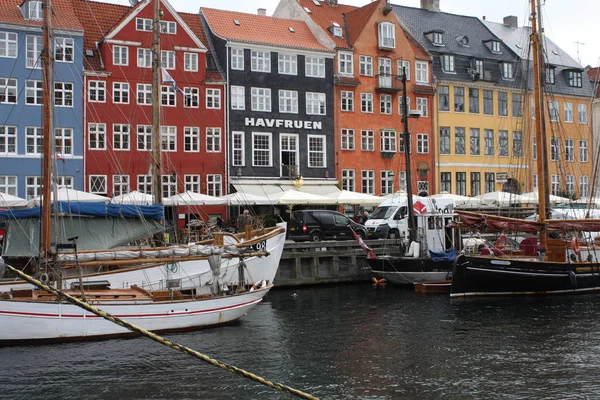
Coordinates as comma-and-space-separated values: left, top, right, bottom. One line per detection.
378, 22, 395, 48
184, 87, 199, 108
113, 82, 129, 104
54, 128, 73, 156
415, 61, 428, 83
398, 60, 410, 79
161, 50, 175, 70
251, 87, 271, 112
416, 97, 428, 117
232, 131, 245, 167
341, 90, 354, 111
0, 78, 17, 103
207, 175, 222, 197
251, 50, 270, 72
231, 48, 244, 70
0, 125, 16, 154
26, 126, 42, 154
380, 94, 392, 115
137, 84, 152, 105
359, 55, 373, 76
306, 92, 326, 115
137, 48, 152, 68
162, 175, 177, 198
380, 130, 396, 152
184, 127, 200, 152
88, 123, 106, 150
137, 125, 152, 151
112, 124, 130, 151
137, 175, 152, 194
305, 56, 325, 78
54, 37, 74, 62
252, 132, 272, 167
231, 86, 245, 110
338, 52, 353, 75
161, 126, 177, 152
26, 35, 42, 69
341, 128, 354, 150
580, 140, 589, 162
580, 175, 589, 198
279, 90, 298, 114
26, 176, 42, 199
549, 100, 559, 122
184, 52, 198, 72
89, 175, 107, 194
361, 93, 373, 113
160, 21, 176, 35
0, 175, 17, 196
342, 169, 355, 191
361, 130, 374, 151
564, 102, 573, 123
136, 18, 152, 31
27, 1, 42, 21
113, 45, 128, 66
25, 80, 42, 105
416, 133, 429, 154
206, 88, 221, 109
278, 53, 297, 75
113, 175, 129, 196
362, 170, 375, 194
206, 127, 221, 152
0, 32, 17, 58
441, 55, 454, 72
54, 82, 73, 107
578, 104, 587, 124
184, 175, 200, 193
307, 135, 325, 167
161, 85, 176, 106
501, 62, 514, 79
565, 138, 574, 162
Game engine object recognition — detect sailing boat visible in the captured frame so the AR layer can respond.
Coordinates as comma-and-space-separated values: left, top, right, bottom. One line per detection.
450, 0, 598, 298
0, 0, 281, 344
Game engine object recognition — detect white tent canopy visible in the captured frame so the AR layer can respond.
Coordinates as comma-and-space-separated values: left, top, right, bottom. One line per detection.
28, 187, 109, 207
431, 192, 471, 203
380, 191, 407, 200
324, 190, 383, 205
111, 190, 154, 205
0, 193, 27, 208
467, 191, 524, 205
519, 191, 569, 205
220, 192, 276, 205
164, 191, 225, 206
269, 189, 336, 205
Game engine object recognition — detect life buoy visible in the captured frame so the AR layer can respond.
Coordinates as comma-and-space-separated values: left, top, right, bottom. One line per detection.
39, 273, 49, 284
495, 234, 509, 250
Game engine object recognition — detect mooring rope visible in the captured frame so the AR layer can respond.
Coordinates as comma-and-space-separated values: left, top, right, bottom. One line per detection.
4, 264, 318, 400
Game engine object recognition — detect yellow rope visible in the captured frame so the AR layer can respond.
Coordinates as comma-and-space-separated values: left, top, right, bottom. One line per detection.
4, 264, 318, 400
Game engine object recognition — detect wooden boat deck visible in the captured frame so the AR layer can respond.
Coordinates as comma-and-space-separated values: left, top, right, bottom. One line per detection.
7, 286, 153, 302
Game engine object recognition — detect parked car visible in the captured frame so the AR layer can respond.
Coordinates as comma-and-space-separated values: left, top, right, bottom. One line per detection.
288, 210, 367, 242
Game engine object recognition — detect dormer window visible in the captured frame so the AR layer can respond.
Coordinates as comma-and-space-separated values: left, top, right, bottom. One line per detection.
27, 1, 42, 21
378, 22, 395, 49
567, 70, 583, 87
441, 55, 454, 73
491, 40, 501, 53
545, 66, 555, 84
330, 22, 342, 38
456, 36, 469, 47
501, 62, 514, 80
424, 30, 445, 46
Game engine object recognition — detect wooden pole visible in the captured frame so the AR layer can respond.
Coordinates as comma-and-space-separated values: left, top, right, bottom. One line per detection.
151, 0, 162, 206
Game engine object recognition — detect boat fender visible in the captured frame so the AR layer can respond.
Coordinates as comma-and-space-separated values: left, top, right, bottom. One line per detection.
39, 273, 49, 284
569, 270, 577, 288
251, 279, 267, 291
495, 235, 509, 250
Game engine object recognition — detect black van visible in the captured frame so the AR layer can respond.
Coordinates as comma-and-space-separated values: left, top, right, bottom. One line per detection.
288, 210, 367, 242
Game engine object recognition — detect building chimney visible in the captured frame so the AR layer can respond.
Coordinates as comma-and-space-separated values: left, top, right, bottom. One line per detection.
482, 16, 486, 21
328, 0, 338, 6
503, 15, 518, 28
420, 0, 440, 11
257, 8, 267, 16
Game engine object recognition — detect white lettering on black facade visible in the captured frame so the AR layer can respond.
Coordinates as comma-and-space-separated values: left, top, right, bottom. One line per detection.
245, 117, 322, 130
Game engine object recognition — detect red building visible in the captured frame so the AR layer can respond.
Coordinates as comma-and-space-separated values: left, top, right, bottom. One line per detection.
73, 0, 226, 222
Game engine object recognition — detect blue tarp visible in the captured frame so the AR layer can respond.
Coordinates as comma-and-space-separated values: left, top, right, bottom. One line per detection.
429, 249, 457, 263
0, 202, 164, 220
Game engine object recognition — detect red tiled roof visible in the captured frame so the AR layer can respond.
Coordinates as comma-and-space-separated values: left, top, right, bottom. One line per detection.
344, 0, 380, 46
205, 70, 224, 83
297, 0, 357, 49
0, 0, 83, 31
180, 12, 208, 50
201, 7, 330, 52
588, 67, 600, 82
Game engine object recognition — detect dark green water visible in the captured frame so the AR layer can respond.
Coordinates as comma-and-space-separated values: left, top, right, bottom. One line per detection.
2, 284, 600, 399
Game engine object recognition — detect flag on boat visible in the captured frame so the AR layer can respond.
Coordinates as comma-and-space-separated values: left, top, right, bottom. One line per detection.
162, 68, 176, 88
413, 200, 427, 215
349, 225, 376, 259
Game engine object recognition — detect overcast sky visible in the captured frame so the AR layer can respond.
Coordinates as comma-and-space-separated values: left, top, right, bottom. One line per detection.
103, 0, 599, 68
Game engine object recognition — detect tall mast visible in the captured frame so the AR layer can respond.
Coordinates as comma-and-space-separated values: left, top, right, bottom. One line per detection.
530, 0, 549, 249
151, 0, 162, 205
401, 68, 416, 243
41, 0, 54, 258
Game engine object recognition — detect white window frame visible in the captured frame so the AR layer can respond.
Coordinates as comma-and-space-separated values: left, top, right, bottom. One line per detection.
341, 90, 354, 112
417, 133, 429, 154
88, 80, 106, 103
361, 170, 375, 195
137, 48, 152, 68
54, 127, 73, 156
54, 82, 73, 107
0, 32, 17, 58
0, 175, 17, 196
25, 79, 42, 105
252, 132, 273, 167
137, 83, 152, 105
183, 87, 199, 108
380, 130, 396, 152
564, 102, 573, 123
137, 125, 152, 151
415, 61, 429, 84
278, 53, 297, 75
161, 85, 176, 107
162, 175, 177, 198
161, 50, 175, 70
25, 126, 42, 154
279, 90, 298, 114
113, 82, 129, 104
398, 60, 410, 80
341, 169, 355, 191
361, 92, 373, 113
184, 175, 200, 193
378, 22, 395, 48
113, 45, 128, 66
306, 92, 326, 115
580, 140, 589, 162
338, 52, 353, 76
251, 87, 271, 112
26, 35, 42, 69
0, 78, 17, 104
113, 175, 130, 196
307, 135, 326, 168
231, 48, 244, 70
137, 175, 152, 195
341, 128, 355, 151
206, 127, 221, 153
28, 1, 42, 20
135, 17, 152, 32
580, 176, 589, 198
578, 104, 588, 124
54, 37, 74, 63
206, 174, 222, 197
361, 130, 374, 151
417, 97, 428, 117
184, 126, 200, 152
441, 55, 454, 73
232, 131, 245, 167
549, 101, 559, 122
89, 175, 107, 194
112, 124, 130, 151
88, 123, 106, 150
231, 86, 245, 110
206, 88, 221, 109
305, 56, 325, 78
251, 50, 271, 73
380, 94, 392, 115
0, 125, 17, 154
502, 62, 514, 79
160, 21, 177, 35
184, 52, 198, 72
26, 176, 42, 199
359, 55, 373, 76
160, 126, 177, 152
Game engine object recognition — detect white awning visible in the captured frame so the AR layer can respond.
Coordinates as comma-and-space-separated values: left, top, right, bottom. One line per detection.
233, 183, 340, 199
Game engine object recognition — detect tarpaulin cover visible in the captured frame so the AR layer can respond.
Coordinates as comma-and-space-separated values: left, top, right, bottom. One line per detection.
0, 202, 164, 220
429, 249, 457, 263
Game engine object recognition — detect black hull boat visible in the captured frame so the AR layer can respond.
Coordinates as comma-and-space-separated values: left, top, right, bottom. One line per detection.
369, 255, 453, 286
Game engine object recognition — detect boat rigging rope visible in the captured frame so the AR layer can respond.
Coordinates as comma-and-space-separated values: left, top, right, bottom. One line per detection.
4, 264, 318, 400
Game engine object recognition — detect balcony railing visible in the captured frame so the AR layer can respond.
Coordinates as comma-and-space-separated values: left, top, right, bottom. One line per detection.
376, 74, 402, 92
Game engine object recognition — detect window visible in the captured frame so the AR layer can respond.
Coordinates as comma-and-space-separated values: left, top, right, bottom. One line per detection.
232, 132, 245, 166
362, 170, 375, 194
565, 138, 574, 162
252, 132, 272, 166
551, 137, 559, 161
25, 80, 42, 105
455, 128, 465, 155
137, 48, 152, 68
567, 176, 576, 199
438, 85, 449, 112
580, 176, 589, 198
279, 90, 298, 113
475, 59, 484, 77
251, 50, 270, 72
341, 128, 354, 150
381, 170, 395, 195
378, 22, 395, 48
54, 37, 74, 62
137, 175, 152, 194
416, 134, 429, 154
484, 129, 494, 156
398, 134, 407, 154
441, 55, 454, 72
454, 87, 464, 112
137, 84, 152, 105
113, 82, 129, 104
564, 102, 573, 123
184, 127, 200, 152
0, 126, 16, 154
580, 140, 588, 162
160, 21, 176, 34
26, 35, 42, 69
278, 53, 297, 75
545, 67, 555, 84
498, 91, 508, 116
398, 95, 410, 116
338, 52, 353, 75
470, 172, 481, 196
398, 60, 410, 79
512, 93, 522, 117
398, 171, 407, 192
251, 87, 271, 112
0, 78, 17, 103
485, 173, 495, 193
136, 17, 152, 31
513, 131, 522, 157
56, 178, 76, 189
308, 135, 325, 167
456, 172, 466, 196
361, 93, 373, 113
0, 175, 17, 196
567, 71, 582, 87
26, 126, 42, 154
469, 88, 479, 113
432, 32, 443, 45
112, 124, 130, 151
88, 123, 106, 150
184, 175, 200, 193
161, 85, 176, 106
501, 63, 513, 79
206, 127, 221, 152
231, 48, 244, 70
439, 127, 450, 154
0, 32, 17, 58
26, 176, 42, 199
415, 61, 428, 83
491, 41, 501, 53
113, 175, 129, 196
305, 91, 325, 114
88, 80, 105, 103
483, 90, 493, 115
28, 1, 42, 20
361, 130, 374, 151
184, 52, 198, 72
113, 45, 128, 66
161, 126, 176, 152
162, 175, 177, 198
380, 130, 396, 152
342, 169, 355, 191
359, 56, 373, 76
440, 172, 451, 193
380, 94, 392, 114
549, 101, 559, 121
54, 128, 73, 155
499, 130, 508, 157
551, 175, 560, 196
578, 104, 588, 123
207, 175, 222, 197
305, 56, 325, 78
416, 97, 428, 117
161, 50, 175, 70
470, 128, 480, 155
231, 86, 245, 110
184, 87, 199, 108
89, 175, 106, 194
341, 91, 354, 111
54, 82, 73, 107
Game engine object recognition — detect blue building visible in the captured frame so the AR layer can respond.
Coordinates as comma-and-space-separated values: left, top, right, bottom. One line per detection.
0, 0, 84, 199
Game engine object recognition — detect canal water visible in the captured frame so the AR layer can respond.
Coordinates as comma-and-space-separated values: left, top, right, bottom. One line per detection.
2, 284, 600, 399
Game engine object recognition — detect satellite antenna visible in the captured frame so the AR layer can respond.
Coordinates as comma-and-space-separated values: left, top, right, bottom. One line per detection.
129, 0, 140, 6
574, 41, 585, 64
